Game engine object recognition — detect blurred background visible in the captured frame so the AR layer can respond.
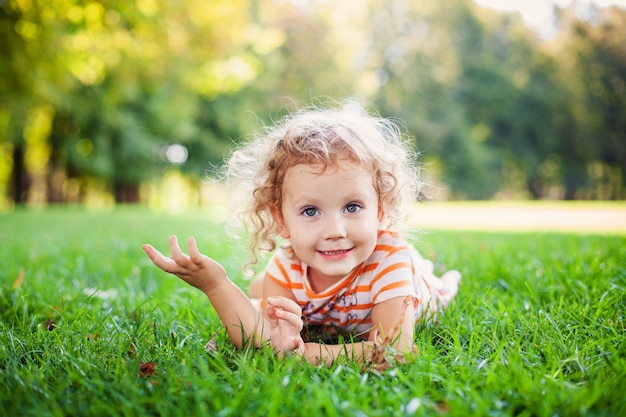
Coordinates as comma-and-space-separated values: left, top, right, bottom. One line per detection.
1, 0, 625, 213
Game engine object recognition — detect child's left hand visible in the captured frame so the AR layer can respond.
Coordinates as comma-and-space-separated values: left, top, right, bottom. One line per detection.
266, 296, 305, 356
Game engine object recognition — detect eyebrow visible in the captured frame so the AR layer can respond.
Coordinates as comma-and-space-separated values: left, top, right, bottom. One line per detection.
287, 190, 373, 206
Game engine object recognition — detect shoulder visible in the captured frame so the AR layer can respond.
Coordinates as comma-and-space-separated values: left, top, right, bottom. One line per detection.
371, 230, 412, 261
354, 230, 414, 284
265, 246, 304, 283
366, 231, 416, 293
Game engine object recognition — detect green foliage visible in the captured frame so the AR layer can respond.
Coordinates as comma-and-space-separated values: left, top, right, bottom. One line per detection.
1, 0, 625, 203
0, 207, 624, 416
362, 0, 624, 199
560, 7, 626, 199
1, 0, 262, 202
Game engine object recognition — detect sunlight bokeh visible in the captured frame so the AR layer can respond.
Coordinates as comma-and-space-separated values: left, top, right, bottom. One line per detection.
474, 0, 626, 36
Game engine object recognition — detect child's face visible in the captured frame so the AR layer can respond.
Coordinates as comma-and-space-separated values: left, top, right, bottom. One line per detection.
273, 161, 382, 289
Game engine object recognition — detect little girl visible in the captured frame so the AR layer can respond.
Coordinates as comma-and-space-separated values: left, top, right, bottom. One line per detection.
143, 102, 460, 365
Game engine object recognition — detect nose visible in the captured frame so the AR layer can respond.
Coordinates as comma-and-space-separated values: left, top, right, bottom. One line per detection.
323, 213, 347, 240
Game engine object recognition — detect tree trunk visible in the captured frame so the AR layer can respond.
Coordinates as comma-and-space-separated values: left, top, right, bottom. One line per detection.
526, 178, 544, 200
10, 145, 29, 204
114, 183, 140, 203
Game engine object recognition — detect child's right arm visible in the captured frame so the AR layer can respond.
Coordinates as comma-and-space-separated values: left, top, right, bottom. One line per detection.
143, 235, 270, 349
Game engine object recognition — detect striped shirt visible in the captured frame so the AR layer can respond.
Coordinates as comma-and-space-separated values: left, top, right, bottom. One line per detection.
265, 230, 439, 338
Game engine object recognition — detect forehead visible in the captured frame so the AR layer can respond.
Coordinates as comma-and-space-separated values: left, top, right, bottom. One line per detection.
280, 161, 378, 207
283, 161, 372, 183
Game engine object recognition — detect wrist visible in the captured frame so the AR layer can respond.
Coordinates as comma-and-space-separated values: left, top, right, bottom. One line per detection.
201, 274, 230, 298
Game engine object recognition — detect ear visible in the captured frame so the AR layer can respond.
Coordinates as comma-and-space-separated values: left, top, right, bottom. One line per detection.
271, 206, 290, 238
377, 205, 386, 227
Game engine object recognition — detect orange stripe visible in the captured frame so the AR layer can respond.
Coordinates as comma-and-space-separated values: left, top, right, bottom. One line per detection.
373, 280, 413, 301
374, 243, 408, 255
305, 263, 363, 299
371, 262, 411, 286
267, 271, 292, 290
360, 263, 378, 273
348, 285, 371, 293
271, 258, 304, 290
273, 257, 291, 284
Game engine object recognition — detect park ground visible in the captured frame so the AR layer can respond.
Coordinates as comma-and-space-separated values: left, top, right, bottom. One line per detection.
410, 201, 626, 233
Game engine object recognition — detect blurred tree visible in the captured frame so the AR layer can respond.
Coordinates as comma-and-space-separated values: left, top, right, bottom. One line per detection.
1, 0, 263, 204
364, 0, 511, 199
363, 0, 602, 200
556, 6, 626, 199
214, 0, 364, 129
453, 7, 575, 200
2, 0, 624, 204
0, 0, 73, 203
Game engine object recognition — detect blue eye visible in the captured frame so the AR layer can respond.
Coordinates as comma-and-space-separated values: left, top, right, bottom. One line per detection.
302, 207, 319, 217
345, 203, 361, 214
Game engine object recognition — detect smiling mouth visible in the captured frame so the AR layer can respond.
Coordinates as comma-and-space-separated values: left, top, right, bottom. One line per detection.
319, 249, 352, 256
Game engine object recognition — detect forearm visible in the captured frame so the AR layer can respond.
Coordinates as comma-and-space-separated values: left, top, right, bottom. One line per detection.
203, 279, 269, 349
302, 341, 374, 366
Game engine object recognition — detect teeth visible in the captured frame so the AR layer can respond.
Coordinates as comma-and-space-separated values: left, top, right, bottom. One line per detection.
321, 250, 347, 255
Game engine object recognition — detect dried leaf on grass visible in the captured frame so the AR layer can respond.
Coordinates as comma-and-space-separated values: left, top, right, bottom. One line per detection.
435, 401, 451, 414
203, 330, 220, 354
12, 269, 25, 290
138, 362, 156, 378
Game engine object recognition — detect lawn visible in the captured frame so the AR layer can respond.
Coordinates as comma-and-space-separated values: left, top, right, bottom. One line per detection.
0, 206, 624, 416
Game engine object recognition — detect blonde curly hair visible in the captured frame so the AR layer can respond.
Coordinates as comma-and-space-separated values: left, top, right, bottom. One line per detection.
224, 101, 422, 272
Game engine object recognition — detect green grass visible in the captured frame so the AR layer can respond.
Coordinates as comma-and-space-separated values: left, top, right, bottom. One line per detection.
0, 206, 624, 416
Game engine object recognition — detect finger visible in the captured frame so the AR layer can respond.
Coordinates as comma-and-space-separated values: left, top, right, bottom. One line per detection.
186, 237, 203, 264
143, 244, 180, 273
267, 296, 302, 316
143, 243, 157, 257
276, 309, 304, 331
168, 235, 189, 263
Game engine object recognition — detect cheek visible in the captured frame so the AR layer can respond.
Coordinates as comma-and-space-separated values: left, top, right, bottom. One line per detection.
370, 210, 383, 229
352, 214, 380, 241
